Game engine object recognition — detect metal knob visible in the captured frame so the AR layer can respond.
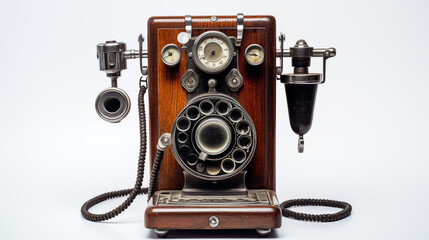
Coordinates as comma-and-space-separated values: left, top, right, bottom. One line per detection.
96, 41, 127, 76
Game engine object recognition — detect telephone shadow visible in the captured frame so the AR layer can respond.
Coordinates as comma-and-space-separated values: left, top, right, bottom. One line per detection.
146, 229, 279, 239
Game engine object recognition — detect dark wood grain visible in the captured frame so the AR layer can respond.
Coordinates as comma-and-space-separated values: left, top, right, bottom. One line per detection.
145, 190, 282, 230
147, 15, 276, 191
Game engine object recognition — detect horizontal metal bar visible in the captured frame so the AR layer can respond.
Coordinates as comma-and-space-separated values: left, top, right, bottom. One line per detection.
123, 49, 148, 59
313, 48, 336, 58
276, 48, 336, 58
276, 49, 291, 58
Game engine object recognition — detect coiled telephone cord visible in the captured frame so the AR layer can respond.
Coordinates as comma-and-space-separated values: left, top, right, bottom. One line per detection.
81, 86, 163, 222
280, 198, 352, 222
81, 85, 352, 223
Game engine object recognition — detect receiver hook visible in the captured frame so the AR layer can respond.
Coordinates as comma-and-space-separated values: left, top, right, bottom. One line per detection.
138, 34, 148, 76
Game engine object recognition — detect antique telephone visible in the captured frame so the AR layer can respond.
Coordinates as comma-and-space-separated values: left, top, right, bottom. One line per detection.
81, 15, 352, 237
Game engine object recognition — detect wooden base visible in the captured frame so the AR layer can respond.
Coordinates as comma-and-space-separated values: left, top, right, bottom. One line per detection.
145, 190, 282, 231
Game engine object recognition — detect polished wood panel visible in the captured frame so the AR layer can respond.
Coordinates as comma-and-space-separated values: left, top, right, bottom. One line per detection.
147, 15, 276, 191
145, 190, 282, 230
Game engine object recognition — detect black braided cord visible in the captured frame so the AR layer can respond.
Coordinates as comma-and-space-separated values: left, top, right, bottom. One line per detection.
81, 86, 164, 222
147, 149, 164, 202
280, 198, 352, 222
81, 86, 352, 223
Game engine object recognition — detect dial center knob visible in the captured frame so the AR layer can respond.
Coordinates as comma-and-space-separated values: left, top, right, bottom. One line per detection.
195, 118, 231, 155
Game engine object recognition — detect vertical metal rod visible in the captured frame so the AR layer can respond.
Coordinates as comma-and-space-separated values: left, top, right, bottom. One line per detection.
111, 77, 118, 87
277, 33, 286, 76
236, 13, 244, 47
185, 15, 192, 38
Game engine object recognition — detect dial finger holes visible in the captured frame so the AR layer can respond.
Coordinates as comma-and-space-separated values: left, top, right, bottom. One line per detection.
177, 116, 191, 131
236, 120, 250, 135
228, 108, 243, 122
206, 162, 221, 176
196, 162, 205, 173
199, 100, 214, 115
179, 145, 191, 156
237, 135, 252, 149
215, 100, 231, 115
232, 149, 246, 163
186, 154, 198, 166
177, 132, 188, 143
186, 106, 200, 120
221, 158, 236, 173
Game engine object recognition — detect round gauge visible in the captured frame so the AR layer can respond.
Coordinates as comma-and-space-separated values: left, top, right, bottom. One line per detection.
245, 44, 265, 66
160, 44, 182, 67
192, 31, 234, 74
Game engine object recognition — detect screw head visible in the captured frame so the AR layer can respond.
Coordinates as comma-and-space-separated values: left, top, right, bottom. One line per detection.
208, 216, 219, 228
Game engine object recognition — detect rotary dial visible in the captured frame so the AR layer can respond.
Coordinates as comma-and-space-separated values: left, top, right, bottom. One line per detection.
192, 31, 234, 74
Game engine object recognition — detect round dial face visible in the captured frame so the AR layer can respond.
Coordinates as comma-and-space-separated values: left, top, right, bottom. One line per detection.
170, 94, 257, 181
192, 31, 234, 74
245, 44, 265, 66
161, 44, 181, 67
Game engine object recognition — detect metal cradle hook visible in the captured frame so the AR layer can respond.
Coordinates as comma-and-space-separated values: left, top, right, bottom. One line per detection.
140, 76, 148, 88
138, 34, 148, 77
138, 34, 148, 88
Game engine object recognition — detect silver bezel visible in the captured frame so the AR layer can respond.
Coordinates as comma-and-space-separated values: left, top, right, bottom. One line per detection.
160, 44, 182, 67
192, 31, 234, 74
244, 44, 265, 66
95, 87, 131, 123
171, 93, 257, 181
194, 118, 232, 155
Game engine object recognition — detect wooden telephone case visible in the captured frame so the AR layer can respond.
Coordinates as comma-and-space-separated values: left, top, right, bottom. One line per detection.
145, 15, 281, 233
84, 13, 350, 236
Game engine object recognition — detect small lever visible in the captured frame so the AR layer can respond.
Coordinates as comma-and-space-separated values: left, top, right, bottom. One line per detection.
276, 33, 286, 77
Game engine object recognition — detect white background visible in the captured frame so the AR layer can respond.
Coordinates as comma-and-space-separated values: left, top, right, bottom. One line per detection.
1, 0, 428, 239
